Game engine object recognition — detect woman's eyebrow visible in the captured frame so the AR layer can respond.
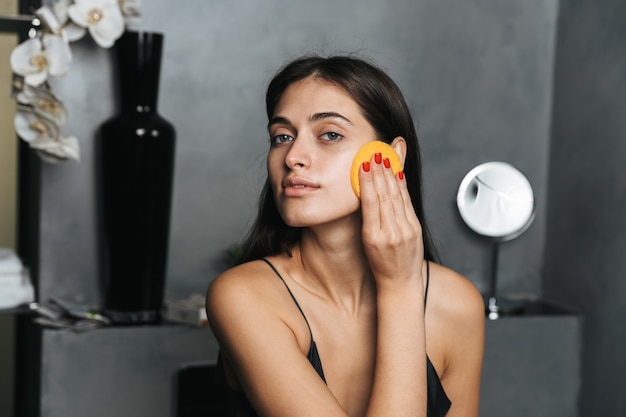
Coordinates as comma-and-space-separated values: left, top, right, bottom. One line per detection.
310, 112, 353, 125
268, 112, 353, 129
267, 116, 291, 129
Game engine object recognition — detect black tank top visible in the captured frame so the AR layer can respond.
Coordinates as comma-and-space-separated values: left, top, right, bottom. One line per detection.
219, 259, 451, 417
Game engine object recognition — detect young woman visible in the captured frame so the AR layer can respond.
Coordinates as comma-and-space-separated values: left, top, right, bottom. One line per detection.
206, 55, 485, 417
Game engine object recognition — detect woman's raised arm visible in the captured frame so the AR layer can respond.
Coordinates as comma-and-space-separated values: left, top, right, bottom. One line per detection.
358, 146, 429, 417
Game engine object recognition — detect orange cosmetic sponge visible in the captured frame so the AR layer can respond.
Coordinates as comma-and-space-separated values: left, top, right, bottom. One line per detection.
350, 141, 403, 198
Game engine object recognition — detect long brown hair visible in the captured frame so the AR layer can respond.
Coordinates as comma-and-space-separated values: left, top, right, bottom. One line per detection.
238, 55, 439, 263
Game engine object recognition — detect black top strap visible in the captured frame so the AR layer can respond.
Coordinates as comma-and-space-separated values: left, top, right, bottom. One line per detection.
261, 258, 315, 340
424, 260, 431, 312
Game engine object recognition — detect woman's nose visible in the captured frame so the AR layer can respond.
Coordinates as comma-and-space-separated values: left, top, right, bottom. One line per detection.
285, 135, 313, 169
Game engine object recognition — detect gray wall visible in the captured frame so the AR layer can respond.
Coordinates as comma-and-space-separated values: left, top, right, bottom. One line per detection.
38, 0, 558, 306
543, 0, 626, 416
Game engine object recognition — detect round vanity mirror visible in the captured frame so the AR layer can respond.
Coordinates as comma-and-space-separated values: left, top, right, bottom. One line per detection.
456, 161, 535, 319
457, 161, 535, 241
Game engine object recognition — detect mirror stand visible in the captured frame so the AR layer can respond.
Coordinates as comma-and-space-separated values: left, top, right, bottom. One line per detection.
486, 240, 525, 319
487, 240, 501, 319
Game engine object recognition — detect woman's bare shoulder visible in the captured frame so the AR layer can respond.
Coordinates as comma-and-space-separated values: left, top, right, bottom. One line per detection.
208, 260, 272, 291
206, 260, 279, 315
428, 262, 484, 325
206, 258, 309, 345
428, 262, 484, 412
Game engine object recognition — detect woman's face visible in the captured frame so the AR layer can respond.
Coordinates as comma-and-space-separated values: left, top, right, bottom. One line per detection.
267, 77, 377, 228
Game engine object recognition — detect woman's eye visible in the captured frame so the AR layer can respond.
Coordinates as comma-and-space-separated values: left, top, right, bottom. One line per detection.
271, 134, 293, 145
320, 131, 343, 141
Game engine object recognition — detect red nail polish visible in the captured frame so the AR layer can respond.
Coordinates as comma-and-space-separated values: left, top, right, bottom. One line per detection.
383, 158, 391, 169
398, 171, 405, 180
363, 161, 371, 172
374, 152, 382, 164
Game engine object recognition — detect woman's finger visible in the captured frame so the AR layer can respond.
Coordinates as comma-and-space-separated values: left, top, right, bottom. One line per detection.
359, 155, 381, 232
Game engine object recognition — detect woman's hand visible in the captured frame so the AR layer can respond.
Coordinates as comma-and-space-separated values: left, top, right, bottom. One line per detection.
358, 150, 424, 287
358, 148, 429, 417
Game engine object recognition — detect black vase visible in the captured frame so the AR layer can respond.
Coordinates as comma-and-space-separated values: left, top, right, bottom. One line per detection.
97, 31, 176, 324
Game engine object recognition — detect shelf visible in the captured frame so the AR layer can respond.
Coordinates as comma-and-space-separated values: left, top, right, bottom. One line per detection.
481, 297, 579, 317
0, 304, 34, 315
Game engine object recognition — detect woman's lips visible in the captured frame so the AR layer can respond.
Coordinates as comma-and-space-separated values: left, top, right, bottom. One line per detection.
282, 176, 319, 197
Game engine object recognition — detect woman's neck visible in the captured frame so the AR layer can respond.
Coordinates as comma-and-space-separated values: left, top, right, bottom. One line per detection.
285, 219, 375, 315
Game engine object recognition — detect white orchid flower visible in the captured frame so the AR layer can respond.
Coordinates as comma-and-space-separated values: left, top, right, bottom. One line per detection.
10, 34, 72, 87
16, 84, 67, 126
32, 135, 80, 163
14, 106, 79, 162
14, 106, 60, 145
35, 6, 64, 36
68, 0, 125, 48
38, 1, 88, 42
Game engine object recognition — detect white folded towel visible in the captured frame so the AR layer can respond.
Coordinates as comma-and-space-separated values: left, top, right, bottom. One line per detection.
0, 270, 34, 309
0, 248, 35, 309
0, 248, 23, 275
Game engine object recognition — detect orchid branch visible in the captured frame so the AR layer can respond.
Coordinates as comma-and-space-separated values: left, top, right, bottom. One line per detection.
9, 0, 141, 163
